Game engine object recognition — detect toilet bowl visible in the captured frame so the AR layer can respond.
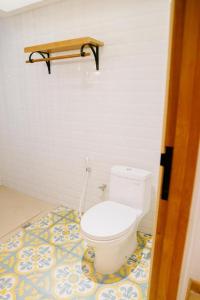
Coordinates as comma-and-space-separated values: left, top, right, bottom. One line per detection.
80, 166, 152, 274
81, 201, 142, 274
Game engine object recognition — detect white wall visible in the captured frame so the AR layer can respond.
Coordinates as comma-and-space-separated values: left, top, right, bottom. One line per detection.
0, 0, 170, 233
178, 148, 200, 299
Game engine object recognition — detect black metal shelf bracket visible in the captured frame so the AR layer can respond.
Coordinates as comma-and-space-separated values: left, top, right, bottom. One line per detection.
80, 43, 99, 70
29, 51, 51, 74
160, 146, 173, 201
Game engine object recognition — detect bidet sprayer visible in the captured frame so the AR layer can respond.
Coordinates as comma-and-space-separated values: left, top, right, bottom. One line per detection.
85, 157, 92, 173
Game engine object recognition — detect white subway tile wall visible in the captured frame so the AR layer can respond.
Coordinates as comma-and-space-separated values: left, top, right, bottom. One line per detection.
0, 0, 170, 233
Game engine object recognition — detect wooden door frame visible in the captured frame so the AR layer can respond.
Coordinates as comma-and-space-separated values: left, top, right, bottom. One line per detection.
149, 0, 200, 299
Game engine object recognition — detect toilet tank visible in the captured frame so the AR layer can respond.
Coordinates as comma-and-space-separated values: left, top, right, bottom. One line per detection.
109, 166, 152, 214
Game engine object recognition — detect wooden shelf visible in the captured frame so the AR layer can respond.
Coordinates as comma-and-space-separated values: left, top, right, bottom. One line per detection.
24, 37, 104, 54
24, 37, 104, 74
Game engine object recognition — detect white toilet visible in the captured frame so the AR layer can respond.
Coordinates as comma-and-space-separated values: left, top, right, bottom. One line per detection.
80, 165, 152, 274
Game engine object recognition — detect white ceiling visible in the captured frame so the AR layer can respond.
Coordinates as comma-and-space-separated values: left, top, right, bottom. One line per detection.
0, 0, 43, 12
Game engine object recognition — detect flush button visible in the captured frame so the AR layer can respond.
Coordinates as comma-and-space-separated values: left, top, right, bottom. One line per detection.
126, 167, 132, 171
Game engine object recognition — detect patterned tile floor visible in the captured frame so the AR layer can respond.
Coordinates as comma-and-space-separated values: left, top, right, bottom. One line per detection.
0, 206, 152, 300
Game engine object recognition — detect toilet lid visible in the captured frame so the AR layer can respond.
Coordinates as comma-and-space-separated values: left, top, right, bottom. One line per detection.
81, 201, 140, 241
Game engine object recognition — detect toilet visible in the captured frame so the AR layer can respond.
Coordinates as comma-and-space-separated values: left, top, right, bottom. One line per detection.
80, 165, 152, 274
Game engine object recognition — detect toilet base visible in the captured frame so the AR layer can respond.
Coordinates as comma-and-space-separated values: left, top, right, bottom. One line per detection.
91, 230, 137, 274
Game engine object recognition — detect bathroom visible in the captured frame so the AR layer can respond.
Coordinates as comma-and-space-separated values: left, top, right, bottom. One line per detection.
0, 0, 200, 299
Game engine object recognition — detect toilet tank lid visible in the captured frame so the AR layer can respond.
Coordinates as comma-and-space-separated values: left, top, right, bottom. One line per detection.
111, 165, 152, 180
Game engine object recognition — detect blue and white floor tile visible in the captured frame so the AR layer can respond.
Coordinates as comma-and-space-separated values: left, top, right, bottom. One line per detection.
0, 205, 152, 299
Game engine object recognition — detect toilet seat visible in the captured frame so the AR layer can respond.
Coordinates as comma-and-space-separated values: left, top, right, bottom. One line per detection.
81, 201, 141, 241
